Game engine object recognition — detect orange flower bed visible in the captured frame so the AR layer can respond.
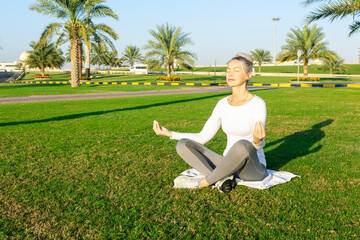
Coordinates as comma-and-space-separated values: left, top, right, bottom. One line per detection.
35, 74, 51, 79
290, 77, 320, 82
155, 76, 182, 82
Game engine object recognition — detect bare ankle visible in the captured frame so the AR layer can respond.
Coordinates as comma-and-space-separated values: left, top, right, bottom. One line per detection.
200, 178, 210, 188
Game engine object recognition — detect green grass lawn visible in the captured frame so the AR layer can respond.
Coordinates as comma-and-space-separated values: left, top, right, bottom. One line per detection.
169, 64, 360, 75
2, 73, 358, 99
22, 72, 360, 83
0, 83, 191, 98
0, 88, 359, 238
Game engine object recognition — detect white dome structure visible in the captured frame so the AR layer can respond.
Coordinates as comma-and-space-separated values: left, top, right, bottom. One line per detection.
19, 51, 30, 62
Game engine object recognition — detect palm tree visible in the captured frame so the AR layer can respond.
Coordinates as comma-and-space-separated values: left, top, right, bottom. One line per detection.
304, 0, 360, 36
103, 50, 121, 69
65, 45, 84, 65
122, 45, 143, 67
25, 40, 64, 77
30, 0, 86, 87
250, 49, 272, 73
277, 24, 335, 77
318, 54, 348, 74
144, 23, 197, 77
30, 0, 118, 87
171, 47, 196, 72
90, 42, 107, 70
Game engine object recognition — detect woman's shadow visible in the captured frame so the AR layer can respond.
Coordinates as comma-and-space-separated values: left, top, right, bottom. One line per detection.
265, 119, 333, 170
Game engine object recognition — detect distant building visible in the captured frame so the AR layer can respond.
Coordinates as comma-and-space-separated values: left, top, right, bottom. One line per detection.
0, 51, 29, 71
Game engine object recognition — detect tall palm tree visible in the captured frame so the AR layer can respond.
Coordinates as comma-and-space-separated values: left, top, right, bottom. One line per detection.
250, 49, 272, 73
25, 40, 64, 77
277, 24, 335, 76
30, 0, 86, 87
122, 45, 143, 67
65, 45, 84, 65
304, 0, 360, 36
144, 23, 197, 77
30, 0, 118, 87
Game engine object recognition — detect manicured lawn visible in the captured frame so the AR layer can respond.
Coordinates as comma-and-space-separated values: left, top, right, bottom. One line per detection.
0, 88, 359, 238
21, 72, 360, 84
2, 72, 359, 99
0, 83, 190, 98
171, 64, 360, 75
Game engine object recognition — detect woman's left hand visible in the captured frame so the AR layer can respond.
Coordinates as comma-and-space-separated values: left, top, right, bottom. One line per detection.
253, 121, 266, 144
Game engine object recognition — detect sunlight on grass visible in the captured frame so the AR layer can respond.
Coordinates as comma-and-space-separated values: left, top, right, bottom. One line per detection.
0, 88, 359, 238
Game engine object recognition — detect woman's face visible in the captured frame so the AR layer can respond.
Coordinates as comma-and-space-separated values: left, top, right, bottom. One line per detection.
226, 60, 252, 87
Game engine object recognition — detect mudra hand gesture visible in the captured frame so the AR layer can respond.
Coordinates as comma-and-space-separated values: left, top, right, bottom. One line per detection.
253, 121, 265, 144
153, 120, 172, 138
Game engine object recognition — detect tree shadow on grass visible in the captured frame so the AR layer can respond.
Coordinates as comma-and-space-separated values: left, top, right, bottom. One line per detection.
265, 119, 334, 170
0, 92, 232, 127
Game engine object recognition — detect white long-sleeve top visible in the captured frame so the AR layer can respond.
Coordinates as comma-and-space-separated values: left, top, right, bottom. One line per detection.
171, 95, 267, 166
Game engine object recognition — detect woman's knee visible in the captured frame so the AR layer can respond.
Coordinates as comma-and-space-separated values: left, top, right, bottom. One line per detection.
232, 140, 254, 153
176, 138, 192, 154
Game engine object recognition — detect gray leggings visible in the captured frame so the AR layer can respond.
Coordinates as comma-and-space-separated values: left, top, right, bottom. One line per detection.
176, 139, 268, 185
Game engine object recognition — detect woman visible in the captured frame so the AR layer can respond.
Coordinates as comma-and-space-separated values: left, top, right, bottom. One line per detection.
153, 53, 268, 193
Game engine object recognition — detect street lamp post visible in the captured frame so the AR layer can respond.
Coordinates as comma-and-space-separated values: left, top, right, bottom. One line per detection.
272, 17, 280, 66
214, 59, 216, 83
297, 50, 302, 84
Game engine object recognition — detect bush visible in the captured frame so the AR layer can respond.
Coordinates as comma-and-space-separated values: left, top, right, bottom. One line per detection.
290, 77, 320, 82
34, 74, 51, 79
155, 76, 182, 82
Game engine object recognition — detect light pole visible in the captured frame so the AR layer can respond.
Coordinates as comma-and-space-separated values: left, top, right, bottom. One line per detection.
297, 50, 302, 84
272, 17, 280, 66
214, 59, 216, 83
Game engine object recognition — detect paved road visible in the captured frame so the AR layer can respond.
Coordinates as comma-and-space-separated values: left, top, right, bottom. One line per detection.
1, 86, 250, 104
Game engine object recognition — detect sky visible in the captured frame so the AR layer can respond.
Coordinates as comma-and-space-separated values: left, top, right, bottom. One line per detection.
0, 0, 359, 66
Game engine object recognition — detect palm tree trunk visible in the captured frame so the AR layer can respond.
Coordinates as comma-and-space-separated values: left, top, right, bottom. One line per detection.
78, 41, 83, 78
85, 42, 91, 78
259, 62, 262, 74
166, 64, 171, 77
98, 61, 100, 70
330, 68, 333, 75
41, 66, 44, 77
303, 59, 309, 77
70, 35, 80, 87
85, 7, 91, 78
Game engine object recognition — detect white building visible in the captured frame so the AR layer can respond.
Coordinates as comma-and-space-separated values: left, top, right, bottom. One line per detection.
0, 51, 30, 71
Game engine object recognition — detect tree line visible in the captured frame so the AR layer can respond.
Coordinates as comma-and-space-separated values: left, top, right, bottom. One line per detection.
24, 0, 359, 87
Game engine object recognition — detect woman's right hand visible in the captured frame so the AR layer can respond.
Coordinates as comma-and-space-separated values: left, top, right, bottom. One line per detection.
153, 120, 172, 138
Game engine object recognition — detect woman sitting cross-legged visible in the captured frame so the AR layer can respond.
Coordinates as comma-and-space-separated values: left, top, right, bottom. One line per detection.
153, 53, 268, 193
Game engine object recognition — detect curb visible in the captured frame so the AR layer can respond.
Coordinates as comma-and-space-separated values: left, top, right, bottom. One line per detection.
8, 80, 360, 88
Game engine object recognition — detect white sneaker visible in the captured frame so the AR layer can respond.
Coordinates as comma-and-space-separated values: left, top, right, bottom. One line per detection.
173, 175, 203, 188
215, 175, 236, 193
